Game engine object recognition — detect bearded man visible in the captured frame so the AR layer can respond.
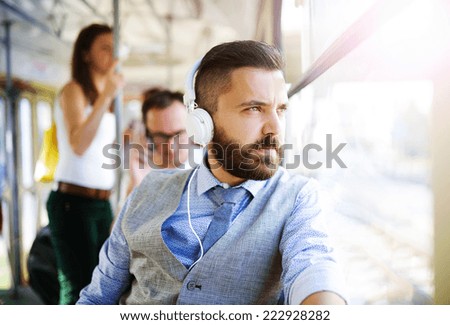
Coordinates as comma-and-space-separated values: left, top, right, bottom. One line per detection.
77, 40, 347, 305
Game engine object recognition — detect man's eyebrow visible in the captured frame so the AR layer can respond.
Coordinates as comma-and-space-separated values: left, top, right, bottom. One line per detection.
237, 101, 289, 109
237, 100, 269, 108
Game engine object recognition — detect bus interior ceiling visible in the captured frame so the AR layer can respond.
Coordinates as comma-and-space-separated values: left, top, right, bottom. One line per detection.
1, 0, 450, 305
0, 0, 278, 95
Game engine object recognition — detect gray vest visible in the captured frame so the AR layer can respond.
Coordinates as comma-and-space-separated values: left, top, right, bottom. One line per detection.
120, 167, 308, 304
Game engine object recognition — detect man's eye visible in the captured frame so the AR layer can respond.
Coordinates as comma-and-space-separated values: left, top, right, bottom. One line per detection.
248, 106, 260, 112
277, 106, 288, 114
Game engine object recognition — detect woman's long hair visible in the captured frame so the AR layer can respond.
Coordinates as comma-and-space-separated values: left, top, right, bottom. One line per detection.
71, 23, 112, 104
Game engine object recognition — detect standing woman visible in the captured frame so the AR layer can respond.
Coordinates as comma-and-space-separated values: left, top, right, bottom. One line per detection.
47, 23, 124, 304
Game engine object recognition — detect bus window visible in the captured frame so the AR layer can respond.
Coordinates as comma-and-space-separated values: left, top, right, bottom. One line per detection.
18, 98, 38, 253
18, 98, 34, 190
35, 100, 53, 228
283, 0, 443, 304
36, 101, 52, 146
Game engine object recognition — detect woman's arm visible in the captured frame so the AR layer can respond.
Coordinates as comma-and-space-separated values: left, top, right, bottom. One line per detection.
61, 62, 124, 155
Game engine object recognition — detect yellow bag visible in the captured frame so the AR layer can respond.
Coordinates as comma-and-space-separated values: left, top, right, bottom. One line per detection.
34, 122, 59, 183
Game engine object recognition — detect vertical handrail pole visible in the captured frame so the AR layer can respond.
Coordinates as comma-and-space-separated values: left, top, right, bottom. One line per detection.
272, 0, 283, 50
3, 20, 22, 297
113, 0, 123, 210
433, 0, 450, 305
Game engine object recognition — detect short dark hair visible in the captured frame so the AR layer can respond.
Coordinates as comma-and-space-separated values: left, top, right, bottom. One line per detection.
71, 23, 112, 104
195, 40, 284, 113
142, 86, 165, 101
141, 89, 184, 122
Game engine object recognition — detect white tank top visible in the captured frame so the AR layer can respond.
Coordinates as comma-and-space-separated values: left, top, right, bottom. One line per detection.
54, 100, 116, 190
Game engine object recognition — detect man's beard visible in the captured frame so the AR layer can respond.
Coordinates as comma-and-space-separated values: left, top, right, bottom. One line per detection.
209, 125, 282, 180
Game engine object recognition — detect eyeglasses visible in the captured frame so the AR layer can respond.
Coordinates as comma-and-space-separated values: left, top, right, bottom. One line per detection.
146, 129, 187, 147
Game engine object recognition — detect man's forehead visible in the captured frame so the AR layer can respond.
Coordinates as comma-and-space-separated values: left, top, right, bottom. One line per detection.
146, 102, 186, 129
226, 67, 288, 99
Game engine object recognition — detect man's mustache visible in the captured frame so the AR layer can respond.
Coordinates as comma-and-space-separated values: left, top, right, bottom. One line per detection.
248, 135, 281, 150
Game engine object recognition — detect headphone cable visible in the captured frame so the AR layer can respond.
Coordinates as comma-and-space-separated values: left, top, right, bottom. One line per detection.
187, 166, 203, 270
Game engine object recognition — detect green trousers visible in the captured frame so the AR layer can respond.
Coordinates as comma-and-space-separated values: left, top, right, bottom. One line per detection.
47, 190, 113, 304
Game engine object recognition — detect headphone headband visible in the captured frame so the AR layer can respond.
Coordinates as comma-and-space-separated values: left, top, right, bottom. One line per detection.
184, 58, 214, 146
183, 58, 202, 112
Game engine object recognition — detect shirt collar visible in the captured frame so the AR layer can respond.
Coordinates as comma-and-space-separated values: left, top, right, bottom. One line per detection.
196, 157, 267, 198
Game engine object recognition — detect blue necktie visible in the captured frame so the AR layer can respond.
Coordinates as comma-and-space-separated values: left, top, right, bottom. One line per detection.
202, 186, 247, 252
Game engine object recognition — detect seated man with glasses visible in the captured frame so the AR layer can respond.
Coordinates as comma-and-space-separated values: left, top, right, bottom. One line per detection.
126, 89, 202, 195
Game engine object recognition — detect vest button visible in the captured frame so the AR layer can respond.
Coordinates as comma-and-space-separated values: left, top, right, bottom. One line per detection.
187, 281, 196, 291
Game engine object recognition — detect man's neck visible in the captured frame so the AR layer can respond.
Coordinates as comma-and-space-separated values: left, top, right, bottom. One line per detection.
206, 156, 246, 187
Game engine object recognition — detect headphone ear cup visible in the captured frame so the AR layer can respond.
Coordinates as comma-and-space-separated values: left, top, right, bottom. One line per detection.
186, 108, 214, 146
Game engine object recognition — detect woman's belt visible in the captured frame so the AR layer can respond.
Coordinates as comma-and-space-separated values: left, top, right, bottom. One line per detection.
58, 182, 111, 200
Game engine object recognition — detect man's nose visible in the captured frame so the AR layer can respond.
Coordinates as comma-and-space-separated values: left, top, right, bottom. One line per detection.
262, 110, 282, 135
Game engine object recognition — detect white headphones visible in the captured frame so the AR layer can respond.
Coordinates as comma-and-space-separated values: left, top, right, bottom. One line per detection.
183, 59, 214, 146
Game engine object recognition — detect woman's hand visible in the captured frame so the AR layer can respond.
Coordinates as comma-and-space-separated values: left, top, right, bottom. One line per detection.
103, 60, 125, 100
